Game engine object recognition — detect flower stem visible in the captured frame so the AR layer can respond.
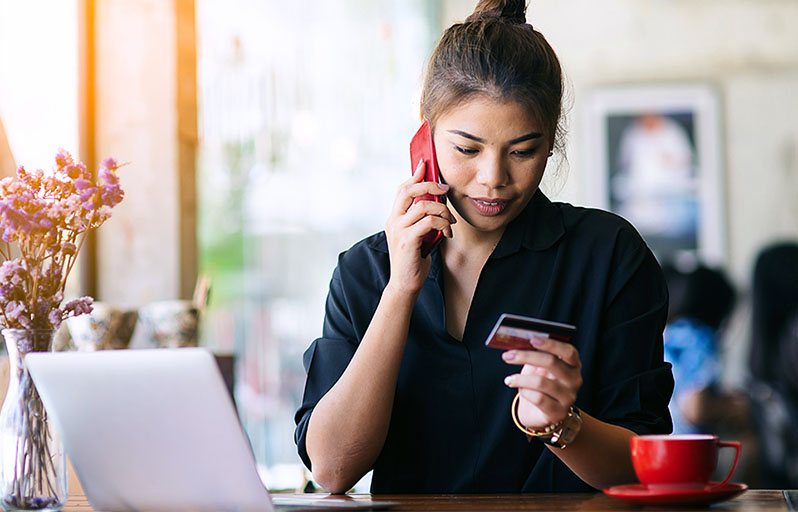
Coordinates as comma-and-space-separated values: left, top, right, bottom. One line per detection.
0, 331, 65, 509
62, 211, 96, 294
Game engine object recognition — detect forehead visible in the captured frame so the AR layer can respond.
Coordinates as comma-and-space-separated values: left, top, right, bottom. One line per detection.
435, 95, 545, 139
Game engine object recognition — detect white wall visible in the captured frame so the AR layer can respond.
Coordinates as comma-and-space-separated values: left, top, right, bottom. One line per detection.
442, 0, 798, 284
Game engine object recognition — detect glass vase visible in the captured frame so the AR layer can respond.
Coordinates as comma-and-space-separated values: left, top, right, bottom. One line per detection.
0, 329, 67, 511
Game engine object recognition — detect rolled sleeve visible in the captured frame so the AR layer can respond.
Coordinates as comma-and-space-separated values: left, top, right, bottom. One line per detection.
294, 336, 357, 469
593, 234, 674, 435
294, 268, 360, 470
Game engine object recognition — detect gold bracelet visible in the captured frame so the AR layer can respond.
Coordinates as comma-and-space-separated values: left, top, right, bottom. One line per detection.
510, 392, 568, 437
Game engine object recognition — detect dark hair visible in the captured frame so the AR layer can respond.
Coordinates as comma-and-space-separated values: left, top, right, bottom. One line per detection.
668, 264, 736, 330
749, 242, 798, 384
420, 0, 565, 154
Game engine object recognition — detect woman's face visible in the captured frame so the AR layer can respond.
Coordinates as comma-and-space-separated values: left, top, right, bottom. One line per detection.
433, 95, 551, 236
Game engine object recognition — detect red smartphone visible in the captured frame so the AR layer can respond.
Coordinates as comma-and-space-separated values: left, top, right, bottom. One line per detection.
409, 121, 445, 257
485, 313, 576, 351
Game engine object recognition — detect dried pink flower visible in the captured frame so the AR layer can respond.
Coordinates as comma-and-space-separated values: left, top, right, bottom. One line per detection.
0, 150, 124, 330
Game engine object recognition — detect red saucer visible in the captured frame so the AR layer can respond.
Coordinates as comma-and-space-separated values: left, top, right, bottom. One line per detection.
603, 482, 748, 506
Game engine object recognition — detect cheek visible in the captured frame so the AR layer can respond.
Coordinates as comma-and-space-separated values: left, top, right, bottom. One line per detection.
514, 162, 546, 189
437, 154, 472, 188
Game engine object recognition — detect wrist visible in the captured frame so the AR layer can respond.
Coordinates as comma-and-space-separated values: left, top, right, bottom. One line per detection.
383, 280, 422, 302
510, 394, 583, 449
542, 407, 582, 449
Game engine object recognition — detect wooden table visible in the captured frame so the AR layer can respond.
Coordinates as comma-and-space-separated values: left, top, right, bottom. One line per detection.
61, 489, 791, 511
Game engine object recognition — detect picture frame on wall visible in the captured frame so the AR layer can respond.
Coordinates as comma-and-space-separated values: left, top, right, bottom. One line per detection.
582, 84, 725, 265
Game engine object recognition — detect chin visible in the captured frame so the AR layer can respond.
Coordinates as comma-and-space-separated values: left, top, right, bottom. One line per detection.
461, 212, 513, 233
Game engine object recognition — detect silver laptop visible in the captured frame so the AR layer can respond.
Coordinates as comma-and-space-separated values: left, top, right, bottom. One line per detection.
25, 348, 397, 512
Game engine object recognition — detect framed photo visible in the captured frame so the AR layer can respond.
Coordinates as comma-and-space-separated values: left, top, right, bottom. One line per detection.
583, 84, 725, 265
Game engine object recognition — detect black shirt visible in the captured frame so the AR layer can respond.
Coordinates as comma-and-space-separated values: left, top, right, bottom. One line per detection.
295, 191, 673, 493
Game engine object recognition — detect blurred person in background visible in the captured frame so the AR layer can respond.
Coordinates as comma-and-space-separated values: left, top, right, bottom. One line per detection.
748, 242, 798, 488
663, 264, 749, 436
664, 263, 760, 485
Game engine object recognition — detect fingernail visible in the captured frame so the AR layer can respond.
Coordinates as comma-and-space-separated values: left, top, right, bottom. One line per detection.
437, 183, 449, 191
531, 337, 545, 348
504, 375, 514, 386
502, 351, 516, 361
415, 159, 424, 173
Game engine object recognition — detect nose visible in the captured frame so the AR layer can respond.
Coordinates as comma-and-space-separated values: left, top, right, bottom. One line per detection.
475, 152, 509, 189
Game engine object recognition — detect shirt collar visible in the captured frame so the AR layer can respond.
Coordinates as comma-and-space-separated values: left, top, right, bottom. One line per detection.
491, 189, 565, 258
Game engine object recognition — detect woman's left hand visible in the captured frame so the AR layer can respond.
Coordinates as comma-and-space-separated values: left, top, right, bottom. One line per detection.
502, 336, 583, 431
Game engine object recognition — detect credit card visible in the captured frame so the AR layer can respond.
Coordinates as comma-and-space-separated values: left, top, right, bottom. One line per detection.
485, 313, 576, 350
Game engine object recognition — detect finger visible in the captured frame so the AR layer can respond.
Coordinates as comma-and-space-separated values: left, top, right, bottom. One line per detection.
390, 210, 450, 241
501, 341, 580, 369
442, 223, 454, 239
413, 157, 425, 177
390, 169, 450, 218
386, 206, 452, 250
394, 203, 454, 236
502, 348, 560, 368
406, 215, 452, 240
405, 200, 456, 226
520, 364, 553, 377
401, 216, 453, 240
515, 388, 562, 418
502, 350, 581, 387
406, 180, 451, 200
519, 363, 575, 388
391, 160, 427, 216
504, 372, 563, 397
504, 372, 575, 407
525, 336, 581, 367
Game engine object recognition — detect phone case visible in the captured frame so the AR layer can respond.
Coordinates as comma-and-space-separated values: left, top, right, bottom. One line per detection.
409, 121, 445, 257
485, 313, 576, 351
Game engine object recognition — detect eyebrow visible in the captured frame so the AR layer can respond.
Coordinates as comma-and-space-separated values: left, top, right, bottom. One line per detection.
447, 130, 543, 145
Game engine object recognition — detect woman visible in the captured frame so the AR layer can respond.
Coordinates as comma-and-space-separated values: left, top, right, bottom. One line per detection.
295, 0, 673, 493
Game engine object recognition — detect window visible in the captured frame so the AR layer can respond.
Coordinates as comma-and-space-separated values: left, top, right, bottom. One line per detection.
196, 0, 439, 485
0, 0, 81, 298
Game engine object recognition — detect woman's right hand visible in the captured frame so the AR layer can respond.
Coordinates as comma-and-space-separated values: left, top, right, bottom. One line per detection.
384, 159, 455, 295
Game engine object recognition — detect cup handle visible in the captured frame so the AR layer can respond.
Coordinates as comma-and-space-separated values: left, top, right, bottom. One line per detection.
709, 441, 741, 488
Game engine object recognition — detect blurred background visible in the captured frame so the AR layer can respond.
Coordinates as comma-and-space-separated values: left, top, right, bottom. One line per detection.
1, 0, 796, 491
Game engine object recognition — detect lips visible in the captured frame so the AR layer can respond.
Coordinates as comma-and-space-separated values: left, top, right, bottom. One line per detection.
469, 197, 508, 216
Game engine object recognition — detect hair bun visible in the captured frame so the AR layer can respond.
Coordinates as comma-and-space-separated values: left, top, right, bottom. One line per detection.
465, 0, 527, 24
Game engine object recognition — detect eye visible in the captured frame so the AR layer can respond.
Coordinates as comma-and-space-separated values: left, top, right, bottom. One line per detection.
454, 145, 478, 155
511, 148, 537, 158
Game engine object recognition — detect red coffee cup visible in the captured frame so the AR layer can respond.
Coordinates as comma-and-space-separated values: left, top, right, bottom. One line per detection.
630, 434, 741, 489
